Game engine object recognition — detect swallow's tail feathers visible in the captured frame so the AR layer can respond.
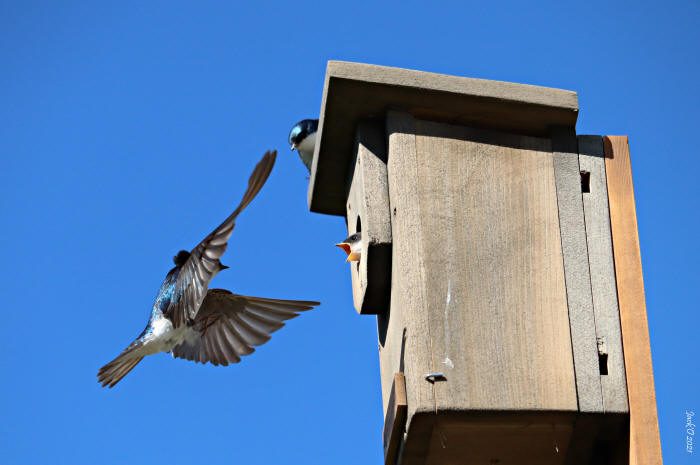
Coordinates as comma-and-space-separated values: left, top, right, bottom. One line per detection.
97, 344, 144, 388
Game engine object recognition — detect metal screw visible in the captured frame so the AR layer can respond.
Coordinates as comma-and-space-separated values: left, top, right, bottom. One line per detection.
424, 372, 447, 383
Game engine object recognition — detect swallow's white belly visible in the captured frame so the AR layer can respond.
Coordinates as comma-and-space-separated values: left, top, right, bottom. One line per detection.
297, 132, 316, 167
143, 317, 198, 355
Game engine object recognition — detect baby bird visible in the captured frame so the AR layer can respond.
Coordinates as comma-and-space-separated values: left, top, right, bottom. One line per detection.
336, 232, 362, 262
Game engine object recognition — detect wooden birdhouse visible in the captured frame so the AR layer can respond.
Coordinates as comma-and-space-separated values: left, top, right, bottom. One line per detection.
308, 61, 662, 465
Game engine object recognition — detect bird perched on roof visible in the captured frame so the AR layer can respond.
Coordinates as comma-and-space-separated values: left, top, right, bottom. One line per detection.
98, 151, 320, 388
288, 118, 318, 172
336, 232, 362, 262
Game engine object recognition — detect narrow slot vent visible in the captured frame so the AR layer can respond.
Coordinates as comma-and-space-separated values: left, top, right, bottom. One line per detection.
580, 170, 591, 193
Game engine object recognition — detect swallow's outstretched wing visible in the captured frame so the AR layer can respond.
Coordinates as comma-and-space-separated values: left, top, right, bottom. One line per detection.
171, 289, 319, 366
166, 151, 277, 328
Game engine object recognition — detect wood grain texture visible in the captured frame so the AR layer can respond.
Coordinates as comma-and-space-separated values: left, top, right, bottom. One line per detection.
604, 136, 662, 465
578, 136, 628, 413
551, 127, 603, 413
413, 119, 577, 412
328, 61, 579, 110
309, 61, 579, 215
383, 111, 434, 426
345, 121, 391, 314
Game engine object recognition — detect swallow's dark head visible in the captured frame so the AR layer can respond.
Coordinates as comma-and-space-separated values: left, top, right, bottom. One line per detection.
173, 250, 190, 267
342, 232, 361, 245
288, 119, 319, 150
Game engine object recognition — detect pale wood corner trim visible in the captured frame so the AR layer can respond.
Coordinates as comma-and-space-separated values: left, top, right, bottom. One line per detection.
604, 136, 663, 465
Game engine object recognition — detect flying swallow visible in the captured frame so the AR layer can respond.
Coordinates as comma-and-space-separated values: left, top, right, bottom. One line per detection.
288, 118, 318, 172
98, 151, 320, 388
336, 232, 362, 262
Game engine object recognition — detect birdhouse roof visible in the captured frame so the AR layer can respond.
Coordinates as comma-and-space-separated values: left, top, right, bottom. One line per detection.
308, 61, 579, 216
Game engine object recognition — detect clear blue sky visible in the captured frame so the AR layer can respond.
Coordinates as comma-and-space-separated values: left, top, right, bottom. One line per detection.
1, 2, 698, 464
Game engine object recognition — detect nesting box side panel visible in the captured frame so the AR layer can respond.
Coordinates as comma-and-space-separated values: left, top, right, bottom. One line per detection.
383, 111, 436, 426
345, 121, 392, 314
551, 127, 604, 413
578, 136, 629, 413
412, 119, 577, 412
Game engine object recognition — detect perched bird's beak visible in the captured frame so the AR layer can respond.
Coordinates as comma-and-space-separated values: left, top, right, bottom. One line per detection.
335, 242, 360, 262
220, 264, 230, 270
290, 143, 296, 151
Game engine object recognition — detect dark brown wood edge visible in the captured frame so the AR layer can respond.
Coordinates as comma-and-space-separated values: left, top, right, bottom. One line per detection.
604, 136, 663, 464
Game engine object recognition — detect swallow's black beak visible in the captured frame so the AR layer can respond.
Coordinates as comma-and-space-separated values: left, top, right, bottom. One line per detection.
219, 263, 230, 271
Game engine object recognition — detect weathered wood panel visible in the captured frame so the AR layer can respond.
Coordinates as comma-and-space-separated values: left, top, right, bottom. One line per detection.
345, 121, 391, 314
604, 136, 662, 465
578, 136, 628, 413
384, 111, 434, 429
551, 127, 603, 413
310, 61, 579, 215
412, 119, 577, 412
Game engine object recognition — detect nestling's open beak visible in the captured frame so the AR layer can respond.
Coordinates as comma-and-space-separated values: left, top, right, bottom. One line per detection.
336, 243, 360, 262
336, 242, 351, 255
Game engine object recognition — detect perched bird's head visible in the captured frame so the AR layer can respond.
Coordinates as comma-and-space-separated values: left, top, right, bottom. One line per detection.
335, 232, 362, 262
288, 119, 318, 151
